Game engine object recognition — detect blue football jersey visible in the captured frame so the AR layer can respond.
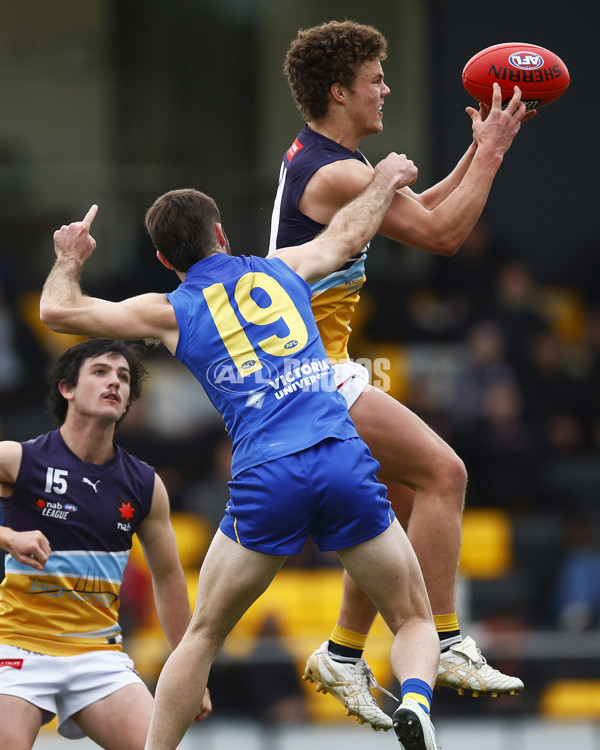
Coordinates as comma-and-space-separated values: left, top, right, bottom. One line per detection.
166, 253, 357, 476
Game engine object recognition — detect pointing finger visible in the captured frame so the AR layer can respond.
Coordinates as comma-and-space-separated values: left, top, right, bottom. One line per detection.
82, 204, 98, 228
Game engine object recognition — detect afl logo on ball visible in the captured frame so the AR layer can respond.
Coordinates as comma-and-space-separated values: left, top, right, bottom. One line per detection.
509, 52, 544, 70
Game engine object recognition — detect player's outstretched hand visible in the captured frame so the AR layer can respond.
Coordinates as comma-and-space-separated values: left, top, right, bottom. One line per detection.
467, 83, 533, 156
374, 152, 418, 189
475, 96, 535, 124
53, 204, 99, 265
5, 529, 51, 570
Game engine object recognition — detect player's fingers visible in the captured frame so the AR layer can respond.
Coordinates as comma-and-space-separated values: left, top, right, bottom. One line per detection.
82, 204, 98, 228
511, 101, 527, 120
490, 82, 502, 108
32, 551, 45, 567
479, 102, 491, 120
20, 552, 42, 569
507, 86, 523, 113
406, 161, 418, 184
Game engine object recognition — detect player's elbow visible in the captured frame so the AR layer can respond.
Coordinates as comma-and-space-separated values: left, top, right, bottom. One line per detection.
419, 224, 463, 257
414, 237, 460, 257
432, 239, 461, 257
39, 300, 57, 328
39, 301, 72, 332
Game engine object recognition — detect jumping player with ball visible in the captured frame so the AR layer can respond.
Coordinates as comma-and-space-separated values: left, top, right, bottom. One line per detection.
270, 20, 542, 731
41, 154, 442, 750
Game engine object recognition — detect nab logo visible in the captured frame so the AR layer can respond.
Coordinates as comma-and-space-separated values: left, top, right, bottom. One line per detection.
117, 501, 135, 533
509, 52, 544, 70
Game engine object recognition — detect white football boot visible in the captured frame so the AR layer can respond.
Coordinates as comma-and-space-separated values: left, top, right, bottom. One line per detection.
436, 635, 524, 697
392, 698, 438, 750
303, 641, 395, 730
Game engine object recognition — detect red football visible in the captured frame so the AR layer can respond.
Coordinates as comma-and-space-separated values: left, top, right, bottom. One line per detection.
462, 42, 570, 111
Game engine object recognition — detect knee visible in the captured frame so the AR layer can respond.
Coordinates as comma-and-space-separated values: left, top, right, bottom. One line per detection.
185, 617, 227, 654
386, 593, 436, 635
432, 447, 468, 505
448, 451, 468, 497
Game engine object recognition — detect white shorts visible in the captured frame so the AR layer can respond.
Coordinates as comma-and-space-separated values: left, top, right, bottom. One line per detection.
0, 645, 145, 739
333, 360, 370, 409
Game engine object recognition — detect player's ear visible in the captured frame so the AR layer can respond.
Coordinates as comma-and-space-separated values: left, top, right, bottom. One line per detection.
330, 83, 346, 104
215, 222, 228, 249
156, 250, 174, 270
58, 380, 74, 402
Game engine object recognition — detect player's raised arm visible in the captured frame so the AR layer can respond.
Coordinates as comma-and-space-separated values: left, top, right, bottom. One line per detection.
40, 206, 180, 352
53, 204, 99, 264
272, 152, 417, 283
41, 204, 102, 330
371, 83, 528, 255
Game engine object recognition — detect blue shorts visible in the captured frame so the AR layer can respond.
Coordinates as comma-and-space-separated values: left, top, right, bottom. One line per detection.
219, 437, 394, 555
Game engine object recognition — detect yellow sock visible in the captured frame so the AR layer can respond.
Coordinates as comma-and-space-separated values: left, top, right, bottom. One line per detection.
434, 613, 462, 652
434, 613, 460, 634
330, 625, 368, 651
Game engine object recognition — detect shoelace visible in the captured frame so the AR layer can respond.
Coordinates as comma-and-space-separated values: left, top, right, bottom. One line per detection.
362, 662, 399, 702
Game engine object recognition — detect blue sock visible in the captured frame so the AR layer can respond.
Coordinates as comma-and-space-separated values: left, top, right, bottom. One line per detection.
401, 678, 433, 715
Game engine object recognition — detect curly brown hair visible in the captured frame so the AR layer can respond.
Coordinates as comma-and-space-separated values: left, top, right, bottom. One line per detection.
284, 20, 388, 122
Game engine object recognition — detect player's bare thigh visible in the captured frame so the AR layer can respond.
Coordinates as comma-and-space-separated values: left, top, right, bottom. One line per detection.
0, 694, 43, 750
189, 530, 286, 642
72, 683, 154, 750
338, 520, 432, 631
349, 384, 466, 491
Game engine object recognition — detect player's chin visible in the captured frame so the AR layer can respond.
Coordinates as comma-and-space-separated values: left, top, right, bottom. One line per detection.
99, 402, 126, 421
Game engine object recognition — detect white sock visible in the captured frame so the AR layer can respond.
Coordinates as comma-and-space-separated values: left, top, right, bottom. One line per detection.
439, 634, 463, 653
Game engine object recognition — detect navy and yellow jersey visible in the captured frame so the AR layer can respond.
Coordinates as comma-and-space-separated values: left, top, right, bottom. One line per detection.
165, 253, 357, 478
0, 430, 154, 656
269, 125, 370, 363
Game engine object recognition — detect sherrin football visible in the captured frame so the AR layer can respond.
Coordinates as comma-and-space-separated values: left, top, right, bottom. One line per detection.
462, 42, 570, 112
